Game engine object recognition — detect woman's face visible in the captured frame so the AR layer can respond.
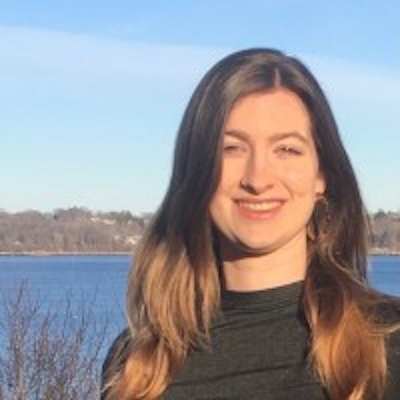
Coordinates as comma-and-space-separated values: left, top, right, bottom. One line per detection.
209, 88, 325, 258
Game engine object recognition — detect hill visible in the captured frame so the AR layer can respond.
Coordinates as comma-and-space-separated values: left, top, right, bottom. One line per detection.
0, 207, 399, 255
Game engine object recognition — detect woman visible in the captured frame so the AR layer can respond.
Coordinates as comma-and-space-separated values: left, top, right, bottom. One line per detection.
101, 48, 400, 399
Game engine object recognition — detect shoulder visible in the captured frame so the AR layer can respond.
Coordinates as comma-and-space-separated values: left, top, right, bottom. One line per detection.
103, 328, 132, 375
375, 298, 400, 398
374, 296, 400, 325
101, 328, 133, 398
385, 326, 400, 399
373, 296, 400, 345
381, 299, 400, 351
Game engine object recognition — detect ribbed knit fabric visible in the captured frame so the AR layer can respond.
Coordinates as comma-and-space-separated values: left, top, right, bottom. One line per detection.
162, 281, 328, 399
102, 281, 400, 399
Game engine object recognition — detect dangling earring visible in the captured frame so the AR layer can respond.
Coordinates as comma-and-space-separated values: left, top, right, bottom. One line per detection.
318, 195, 332, 234
307, 194, 331, 242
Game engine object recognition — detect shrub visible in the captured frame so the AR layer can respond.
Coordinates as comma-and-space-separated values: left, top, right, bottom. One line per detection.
0, 282, 110, 400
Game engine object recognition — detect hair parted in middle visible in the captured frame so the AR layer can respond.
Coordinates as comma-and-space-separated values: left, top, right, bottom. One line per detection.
109, 48, 391, 400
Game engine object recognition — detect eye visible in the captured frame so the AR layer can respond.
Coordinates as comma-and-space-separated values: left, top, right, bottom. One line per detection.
222, 142, 247, 155
275, 144, 303, 157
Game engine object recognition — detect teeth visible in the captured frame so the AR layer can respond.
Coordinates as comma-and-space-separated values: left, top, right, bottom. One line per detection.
238, 201, 281, 211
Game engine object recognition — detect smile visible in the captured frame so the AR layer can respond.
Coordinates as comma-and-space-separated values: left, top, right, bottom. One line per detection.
237, 200, 284, 212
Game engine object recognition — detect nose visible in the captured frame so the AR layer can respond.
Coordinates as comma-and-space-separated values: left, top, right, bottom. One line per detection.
241, 149, 275, 194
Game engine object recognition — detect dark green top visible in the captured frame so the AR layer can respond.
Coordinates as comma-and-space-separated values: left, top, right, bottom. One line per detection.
102, 282, 400, 399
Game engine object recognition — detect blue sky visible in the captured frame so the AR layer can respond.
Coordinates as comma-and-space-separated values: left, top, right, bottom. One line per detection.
0, 1, 399, 214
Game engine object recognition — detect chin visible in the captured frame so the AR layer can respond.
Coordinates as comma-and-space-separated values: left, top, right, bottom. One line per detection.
235, 239, 279, 256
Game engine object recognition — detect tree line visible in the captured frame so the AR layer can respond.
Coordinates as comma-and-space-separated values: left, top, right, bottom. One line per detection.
0, 207, 150, 254
370, 210, 400, 254
0, 207, 399, 254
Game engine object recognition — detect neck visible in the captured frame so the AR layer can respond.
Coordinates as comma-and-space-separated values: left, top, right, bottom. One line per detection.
221, 234, 307, 292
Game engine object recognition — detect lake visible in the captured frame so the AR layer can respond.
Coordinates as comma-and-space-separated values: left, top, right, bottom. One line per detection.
0, 255, 399, 359
0, 254, 399, 320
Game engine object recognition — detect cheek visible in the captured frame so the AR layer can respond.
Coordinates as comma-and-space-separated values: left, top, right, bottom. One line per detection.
209, 187, 227, 219
209, 196, 227, 233
218, 161, 242, 190
283, 166, 320, 195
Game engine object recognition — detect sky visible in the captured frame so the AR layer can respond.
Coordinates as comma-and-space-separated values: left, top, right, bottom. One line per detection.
0, 1, 399, 214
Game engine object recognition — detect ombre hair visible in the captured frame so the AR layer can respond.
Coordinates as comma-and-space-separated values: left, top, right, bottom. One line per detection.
103, 49, 399, 399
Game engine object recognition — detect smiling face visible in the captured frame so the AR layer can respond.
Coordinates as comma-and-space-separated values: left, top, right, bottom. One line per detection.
209, 88, 326, 260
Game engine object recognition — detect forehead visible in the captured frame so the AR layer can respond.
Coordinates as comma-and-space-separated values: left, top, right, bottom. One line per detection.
225, 89, 311, 134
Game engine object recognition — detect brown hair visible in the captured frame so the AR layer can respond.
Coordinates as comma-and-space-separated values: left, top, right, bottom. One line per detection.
104, 49, 398, 399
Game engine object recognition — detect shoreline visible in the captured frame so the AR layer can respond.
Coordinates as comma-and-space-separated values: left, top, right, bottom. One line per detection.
0, 251, 399, 257
0, 251, 133, 257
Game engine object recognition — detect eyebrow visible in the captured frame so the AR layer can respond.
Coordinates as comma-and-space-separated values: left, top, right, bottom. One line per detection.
224, 129, 309, 144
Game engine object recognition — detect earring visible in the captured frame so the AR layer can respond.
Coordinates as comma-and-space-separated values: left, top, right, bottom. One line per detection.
307, 194, 331, 242
319, 195, 332, 227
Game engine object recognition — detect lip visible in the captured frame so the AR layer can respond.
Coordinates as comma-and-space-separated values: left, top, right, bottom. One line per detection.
234, 198, 286, 220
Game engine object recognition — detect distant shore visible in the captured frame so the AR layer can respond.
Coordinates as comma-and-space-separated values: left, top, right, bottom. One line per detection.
0, 251, 133, 256
1, 208, 399, 256
0, 251, 399, 257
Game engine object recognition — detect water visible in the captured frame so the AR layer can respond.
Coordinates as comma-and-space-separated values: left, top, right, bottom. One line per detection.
368, 255, 400, 296
0, 255, 397, 398
0, 254, 399, 320
0, 255, 131, 337
0, 255, 399, 356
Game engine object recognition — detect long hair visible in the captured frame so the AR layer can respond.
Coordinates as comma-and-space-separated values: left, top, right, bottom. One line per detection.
106, 49, 398, 399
